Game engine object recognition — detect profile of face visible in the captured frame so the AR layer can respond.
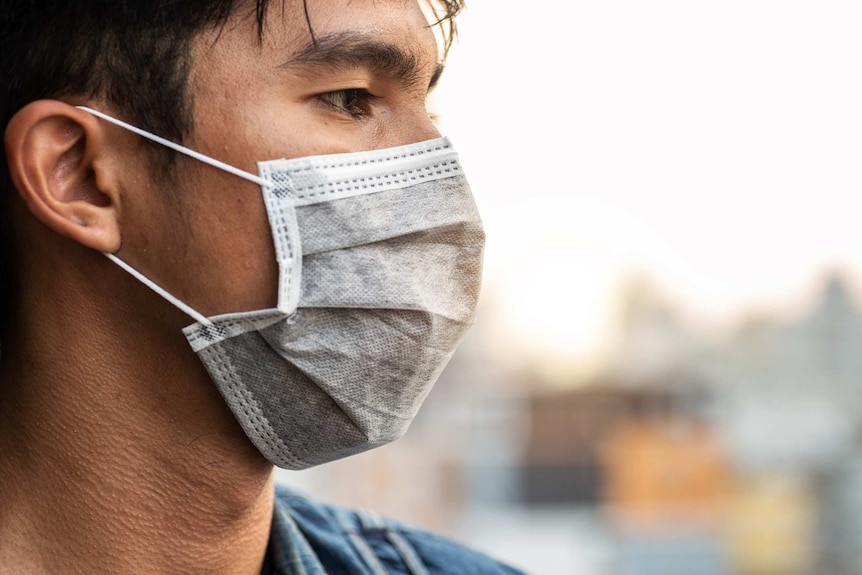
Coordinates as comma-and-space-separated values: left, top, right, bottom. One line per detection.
109, 0, 444, 325
0, 0, 464, 475
0, 4, 485, 568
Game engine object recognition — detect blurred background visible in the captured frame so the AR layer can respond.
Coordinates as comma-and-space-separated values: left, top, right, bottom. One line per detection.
277, 1, 862, 572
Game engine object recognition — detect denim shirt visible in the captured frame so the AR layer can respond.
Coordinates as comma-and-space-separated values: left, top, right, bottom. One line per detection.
263, 484, 527, 575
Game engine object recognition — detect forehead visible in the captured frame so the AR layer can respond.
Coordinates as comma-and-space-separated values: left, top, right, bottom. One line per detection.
189, 0, 439, 86
280, 0, 436, 50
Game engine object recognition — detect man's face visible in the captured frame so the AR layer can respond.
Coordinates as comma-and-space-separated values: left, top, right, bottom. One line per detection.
116, 0, 442, 322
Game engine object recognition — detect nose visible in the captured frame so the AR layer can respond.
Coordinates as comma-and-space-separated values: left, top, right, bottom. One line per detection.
381, 104, 442, 148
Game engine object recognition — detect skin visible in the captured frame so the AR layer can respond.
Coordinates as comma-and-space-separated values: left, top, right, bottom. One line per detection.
0, 0, 442, 573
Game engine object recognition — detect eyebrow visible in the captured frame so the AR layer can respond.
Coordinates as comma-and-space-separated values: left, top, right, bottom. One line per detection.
281, 31, 444, 90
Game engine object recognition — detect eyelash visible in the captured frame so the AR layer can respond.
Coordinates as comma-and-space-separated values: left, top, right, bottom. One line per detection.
317, 89, 376, 119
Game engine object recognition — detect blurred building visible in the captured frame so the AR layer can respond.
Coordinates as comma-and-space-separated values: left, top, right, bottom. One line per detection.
277, 273, 862, 575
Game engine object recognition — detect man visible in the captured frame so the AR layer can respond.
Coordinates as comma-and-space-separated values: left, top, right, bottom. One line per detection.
0, 1, 523, 573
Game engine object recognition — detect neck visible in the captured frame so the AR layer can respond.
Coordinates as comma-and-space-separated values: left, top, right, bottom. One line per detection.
0, 241, 275, 575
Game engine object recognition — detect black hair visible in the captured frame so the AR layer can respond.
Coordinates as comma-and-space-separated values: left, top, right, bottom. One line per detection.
0, 0, 463, 333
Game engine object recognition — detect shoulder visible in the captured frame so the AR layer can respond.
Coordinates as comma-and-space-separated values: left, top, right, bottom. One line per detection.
269, 483, 527, 575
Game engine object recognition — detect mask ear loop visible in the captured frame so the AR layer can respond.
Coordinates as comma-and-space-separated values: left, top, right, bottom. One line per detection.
76, 106, 270, 187
76, 106, 276, 327
105, 254, 213, 326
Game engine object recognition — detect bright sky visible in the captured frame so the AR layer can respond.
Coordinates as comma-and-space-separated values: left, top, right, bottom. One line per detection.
432, 0, 862, 372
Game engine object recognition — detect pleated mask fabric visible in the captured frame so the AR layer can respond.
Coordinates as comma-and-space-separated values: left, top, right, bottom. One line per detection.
77, 107, 484, 470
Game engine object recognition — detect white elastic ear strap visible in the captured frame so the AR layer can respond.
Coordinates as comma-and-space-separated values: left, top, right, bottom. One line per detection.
105, 254, 213, 327
76, 106, 271, 187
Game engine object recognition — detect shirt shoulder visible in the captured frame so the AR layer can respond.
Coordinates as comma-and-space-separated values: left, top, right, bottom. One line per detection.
268, 483, 527, 575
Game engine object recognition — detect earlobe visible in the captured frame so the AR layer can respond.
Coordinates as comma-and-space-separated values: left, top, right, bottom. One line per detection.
4, 99, 122, 253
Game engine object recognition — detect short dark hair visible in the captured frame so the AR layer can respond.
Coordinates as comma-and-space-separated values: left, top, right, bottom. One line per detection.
0, 0, 462, 332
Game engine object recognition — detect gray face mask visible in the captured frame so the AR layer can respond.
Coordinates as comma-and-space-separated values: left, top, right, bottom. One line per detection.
78, 107, 484, 469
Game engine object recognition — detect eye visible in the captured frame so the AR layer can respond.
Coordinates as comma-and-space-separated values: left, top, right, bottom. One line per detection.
317, 89, 376, 118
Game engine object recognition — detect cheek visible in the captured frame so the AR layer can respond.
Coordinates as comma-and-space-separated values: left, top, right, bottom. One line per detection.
180, 171, 279, 316
119, 164, 279, 319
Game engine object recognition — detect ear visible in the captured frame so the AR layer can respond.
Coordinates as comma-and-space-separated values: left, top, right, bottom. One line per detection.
4, 99, 122, 253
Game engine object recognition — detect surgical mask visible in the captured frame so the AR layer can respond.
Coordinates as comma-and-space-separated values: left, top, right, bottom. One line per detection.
77, 107, 484, 469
